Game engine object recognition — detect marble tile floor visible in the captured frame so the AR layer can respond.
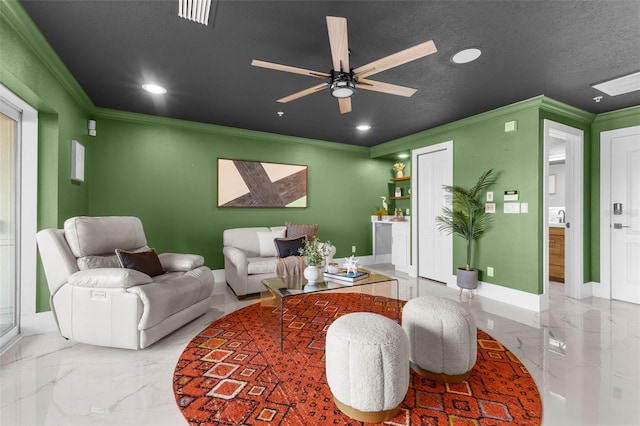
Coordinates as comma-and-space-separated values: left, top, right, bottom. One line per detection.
1, 266, 639, 425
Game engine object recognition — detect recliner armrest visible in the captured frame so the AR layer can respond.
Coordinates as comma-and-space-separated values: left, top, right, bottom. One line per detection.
158, 253, 204, 272
68, 268, 153, 289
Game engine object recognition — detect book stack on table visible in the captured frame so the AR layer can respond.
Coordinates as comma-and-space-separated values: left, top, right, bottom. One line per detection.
323, 269, 369, 283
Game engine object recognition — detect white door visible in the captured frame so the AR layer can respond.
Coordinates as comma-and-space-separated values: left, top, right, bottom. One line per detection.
413, 141, 453, 283
611, 131, 640, 304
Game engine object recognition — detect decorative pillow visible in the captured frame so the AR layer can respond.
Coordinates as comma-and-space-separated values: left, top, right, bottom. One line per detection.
257, 229, 287, 257
274, 236, 306, 258
285, 222, 319, 241
115, 248, 165, 277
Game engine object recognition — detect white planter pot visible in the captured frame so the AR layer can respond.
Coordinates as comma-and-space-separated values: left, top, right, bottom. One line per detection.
304, 265, 320, 283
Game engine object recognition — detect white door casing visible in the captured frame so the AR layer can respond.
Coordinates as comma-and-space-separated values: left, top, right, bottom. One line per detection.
604, 128, 640, 304
412, 141, 453, 284
543, 120, 585, 308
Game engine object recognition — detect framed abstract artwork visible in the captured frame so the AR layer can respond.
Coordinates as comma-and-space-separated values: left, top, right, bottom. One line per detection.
217, 158, 308, 208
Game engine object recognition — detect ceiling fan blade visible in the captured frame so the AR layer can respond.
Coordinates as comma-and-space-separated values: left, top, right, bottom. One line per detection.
326, 16, 349, 72
277, 83, 328, 103
353, 40, 437, 79
356, 78, 417, 97
251, 59, 330, 79
338, 97, 352, 114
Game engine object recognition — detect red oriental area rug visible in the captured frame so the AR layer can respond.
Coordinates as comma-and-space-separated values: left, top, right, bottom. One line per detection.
173, 293, 542, 425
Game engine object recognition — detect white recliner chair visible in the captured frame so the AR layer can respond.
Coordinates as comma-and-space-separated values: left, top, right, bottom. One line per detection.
36, 216, 214, 349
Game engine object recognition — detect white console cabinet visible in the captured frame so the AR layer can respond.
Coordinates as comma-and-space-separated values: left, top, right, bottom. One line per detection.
371, 217, 410, 273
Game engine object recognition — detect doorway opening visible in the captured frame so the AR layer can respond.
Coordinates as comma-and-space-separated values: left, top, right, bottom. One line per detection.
543, 120, 584, 307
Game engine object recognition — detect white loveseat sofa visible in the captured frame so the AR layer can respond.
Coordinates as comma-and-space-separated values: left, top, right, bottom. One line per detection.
36, 216, 214, 349
223, 225, 335, 298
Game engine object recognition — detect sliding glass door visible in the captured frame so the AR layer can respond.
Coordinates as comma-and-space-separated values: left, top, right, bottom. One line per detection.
0, 98, 21, 351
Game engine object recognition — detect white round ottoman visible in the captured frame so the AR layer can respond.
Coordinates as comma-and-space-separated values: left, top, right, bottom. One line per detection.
325, 312, 409, 423
402, 296, 477, 383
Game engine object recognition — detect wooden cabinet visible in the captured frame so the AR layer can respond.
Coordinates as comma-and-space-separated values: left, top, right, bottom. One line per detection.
549, 227, 565, 282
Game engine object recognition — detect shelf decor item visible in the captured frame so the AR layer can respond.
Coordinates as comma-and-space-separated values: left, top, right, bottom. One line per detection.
393, 162, 405, 178
436, 169, 496, 298
373, 208, 387, 221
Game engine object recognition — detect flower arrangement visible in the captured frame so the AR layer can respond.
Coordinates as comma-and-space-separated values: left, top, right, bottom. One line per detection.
373, 208, 387, 218
393, 162, 405, 172
298, 238, 332, 266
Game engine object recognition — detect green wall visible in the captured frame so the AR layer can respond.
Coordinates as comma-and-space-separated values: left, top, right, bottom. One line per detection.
372, 97, 596, 295
87, 110, 390, 269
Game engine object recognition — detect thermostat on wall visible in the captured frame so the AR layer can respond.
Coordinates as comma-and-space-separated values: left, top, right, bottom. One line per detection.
504, 190, 518, 201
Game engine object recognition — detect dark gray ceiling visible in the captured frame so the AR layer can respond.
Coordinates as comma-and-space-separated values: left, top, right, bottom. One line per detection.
20, 0, 640, 147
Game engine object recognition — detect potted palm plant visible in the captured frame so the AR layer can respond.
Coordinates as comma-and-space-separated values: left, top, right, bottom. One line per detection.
436, 169, 496, 298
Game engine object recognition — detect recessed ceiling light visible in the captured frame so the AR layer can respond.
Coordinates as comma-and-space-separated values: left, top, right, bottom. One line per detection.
451, 48, 482, 64
592, 71, 640, 96
398, 153, 409, 159
356, 124, 371, 131
142, 83, 167, 94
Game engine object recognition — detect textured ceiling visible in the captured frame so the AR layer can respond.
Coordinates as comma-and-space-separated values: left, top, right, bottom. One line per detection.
19, 0, 640, 147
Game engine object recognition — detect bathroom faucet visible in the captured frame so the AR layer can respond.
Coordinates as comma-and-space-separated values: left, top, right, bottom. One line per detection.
557, 209, 565, 223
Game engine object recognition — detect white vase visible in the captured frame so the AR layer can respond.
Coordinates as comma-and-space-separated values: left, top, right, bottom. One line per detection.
303, 265, 320, 283
396, 170, 404, 178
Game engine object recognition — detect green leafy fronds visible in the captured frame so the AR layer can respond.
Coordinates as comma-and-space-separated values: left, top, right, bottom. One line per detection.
435, 169, 496, 269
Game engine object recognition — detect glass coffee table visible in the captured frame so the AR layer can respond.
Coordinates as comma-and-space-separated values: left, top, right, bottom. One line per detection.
261, 269, 399, 351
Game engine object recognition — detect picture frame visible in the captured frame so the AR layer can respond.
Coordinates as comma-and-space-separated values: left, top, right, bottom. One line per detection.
217, 158, 308, 208
71, 140, 85, 181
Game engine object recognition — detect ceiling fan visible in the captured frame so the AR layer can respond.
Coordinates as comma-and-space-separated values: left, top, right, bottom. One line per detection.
251, 16, 437, 114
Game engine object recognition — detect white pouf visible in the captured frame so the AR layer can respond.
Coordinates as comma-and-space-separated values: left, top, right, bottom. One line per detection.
326, 312, 409, 423
402, 296, 477, 383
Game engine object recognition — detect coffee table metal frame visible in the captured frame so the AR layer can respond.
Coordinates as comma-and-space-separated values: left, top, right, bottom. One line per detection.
261, 270, 400, 351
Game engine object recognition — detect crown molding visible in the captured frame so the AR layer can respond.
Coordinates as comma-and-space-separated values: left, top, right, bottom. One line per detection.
93, 107, 369, 154
592, 105, 640, 126
371, 96, 594, 158
537, 97, 595, 123
1, 0, 94, 112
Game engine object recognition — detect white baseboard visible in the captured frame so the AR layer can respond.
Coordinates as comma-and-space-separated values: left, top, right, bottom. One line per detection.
446, 279, 545, 312
21, 311, 57, 336
354, 255, 378, 265
212, 269, 225, 283
590, 281, 609, 299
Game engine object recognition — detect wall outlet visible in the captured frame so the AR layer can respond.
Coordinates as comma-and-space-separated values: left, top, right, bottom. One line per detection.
351, 245, 356, 253
487, 266, 494, 277
488, 319, 494, 330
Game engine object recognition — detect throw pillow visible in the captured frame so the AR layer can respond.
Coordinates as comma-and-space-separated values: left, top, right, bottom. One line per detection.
285, 222, 319, 241
115, 248, 165, 277
257, 229, 287, 257
274, 236, 306, 258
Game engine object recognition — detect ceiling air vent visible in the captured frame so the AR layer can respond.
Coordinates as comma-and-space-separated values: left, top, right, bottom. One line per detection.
592, 71, 640, 96
178, 0, 212, 26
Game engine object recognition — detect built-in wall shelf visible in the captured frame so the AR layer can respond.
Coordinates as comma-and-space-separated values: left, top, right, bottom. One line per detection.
390, 176, 411, 200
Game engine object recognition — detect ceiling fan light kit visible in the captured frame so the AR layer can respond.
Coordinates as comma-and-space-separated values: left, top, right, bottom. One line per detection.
330, 71, 357, 98
252, 16, 437, 114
